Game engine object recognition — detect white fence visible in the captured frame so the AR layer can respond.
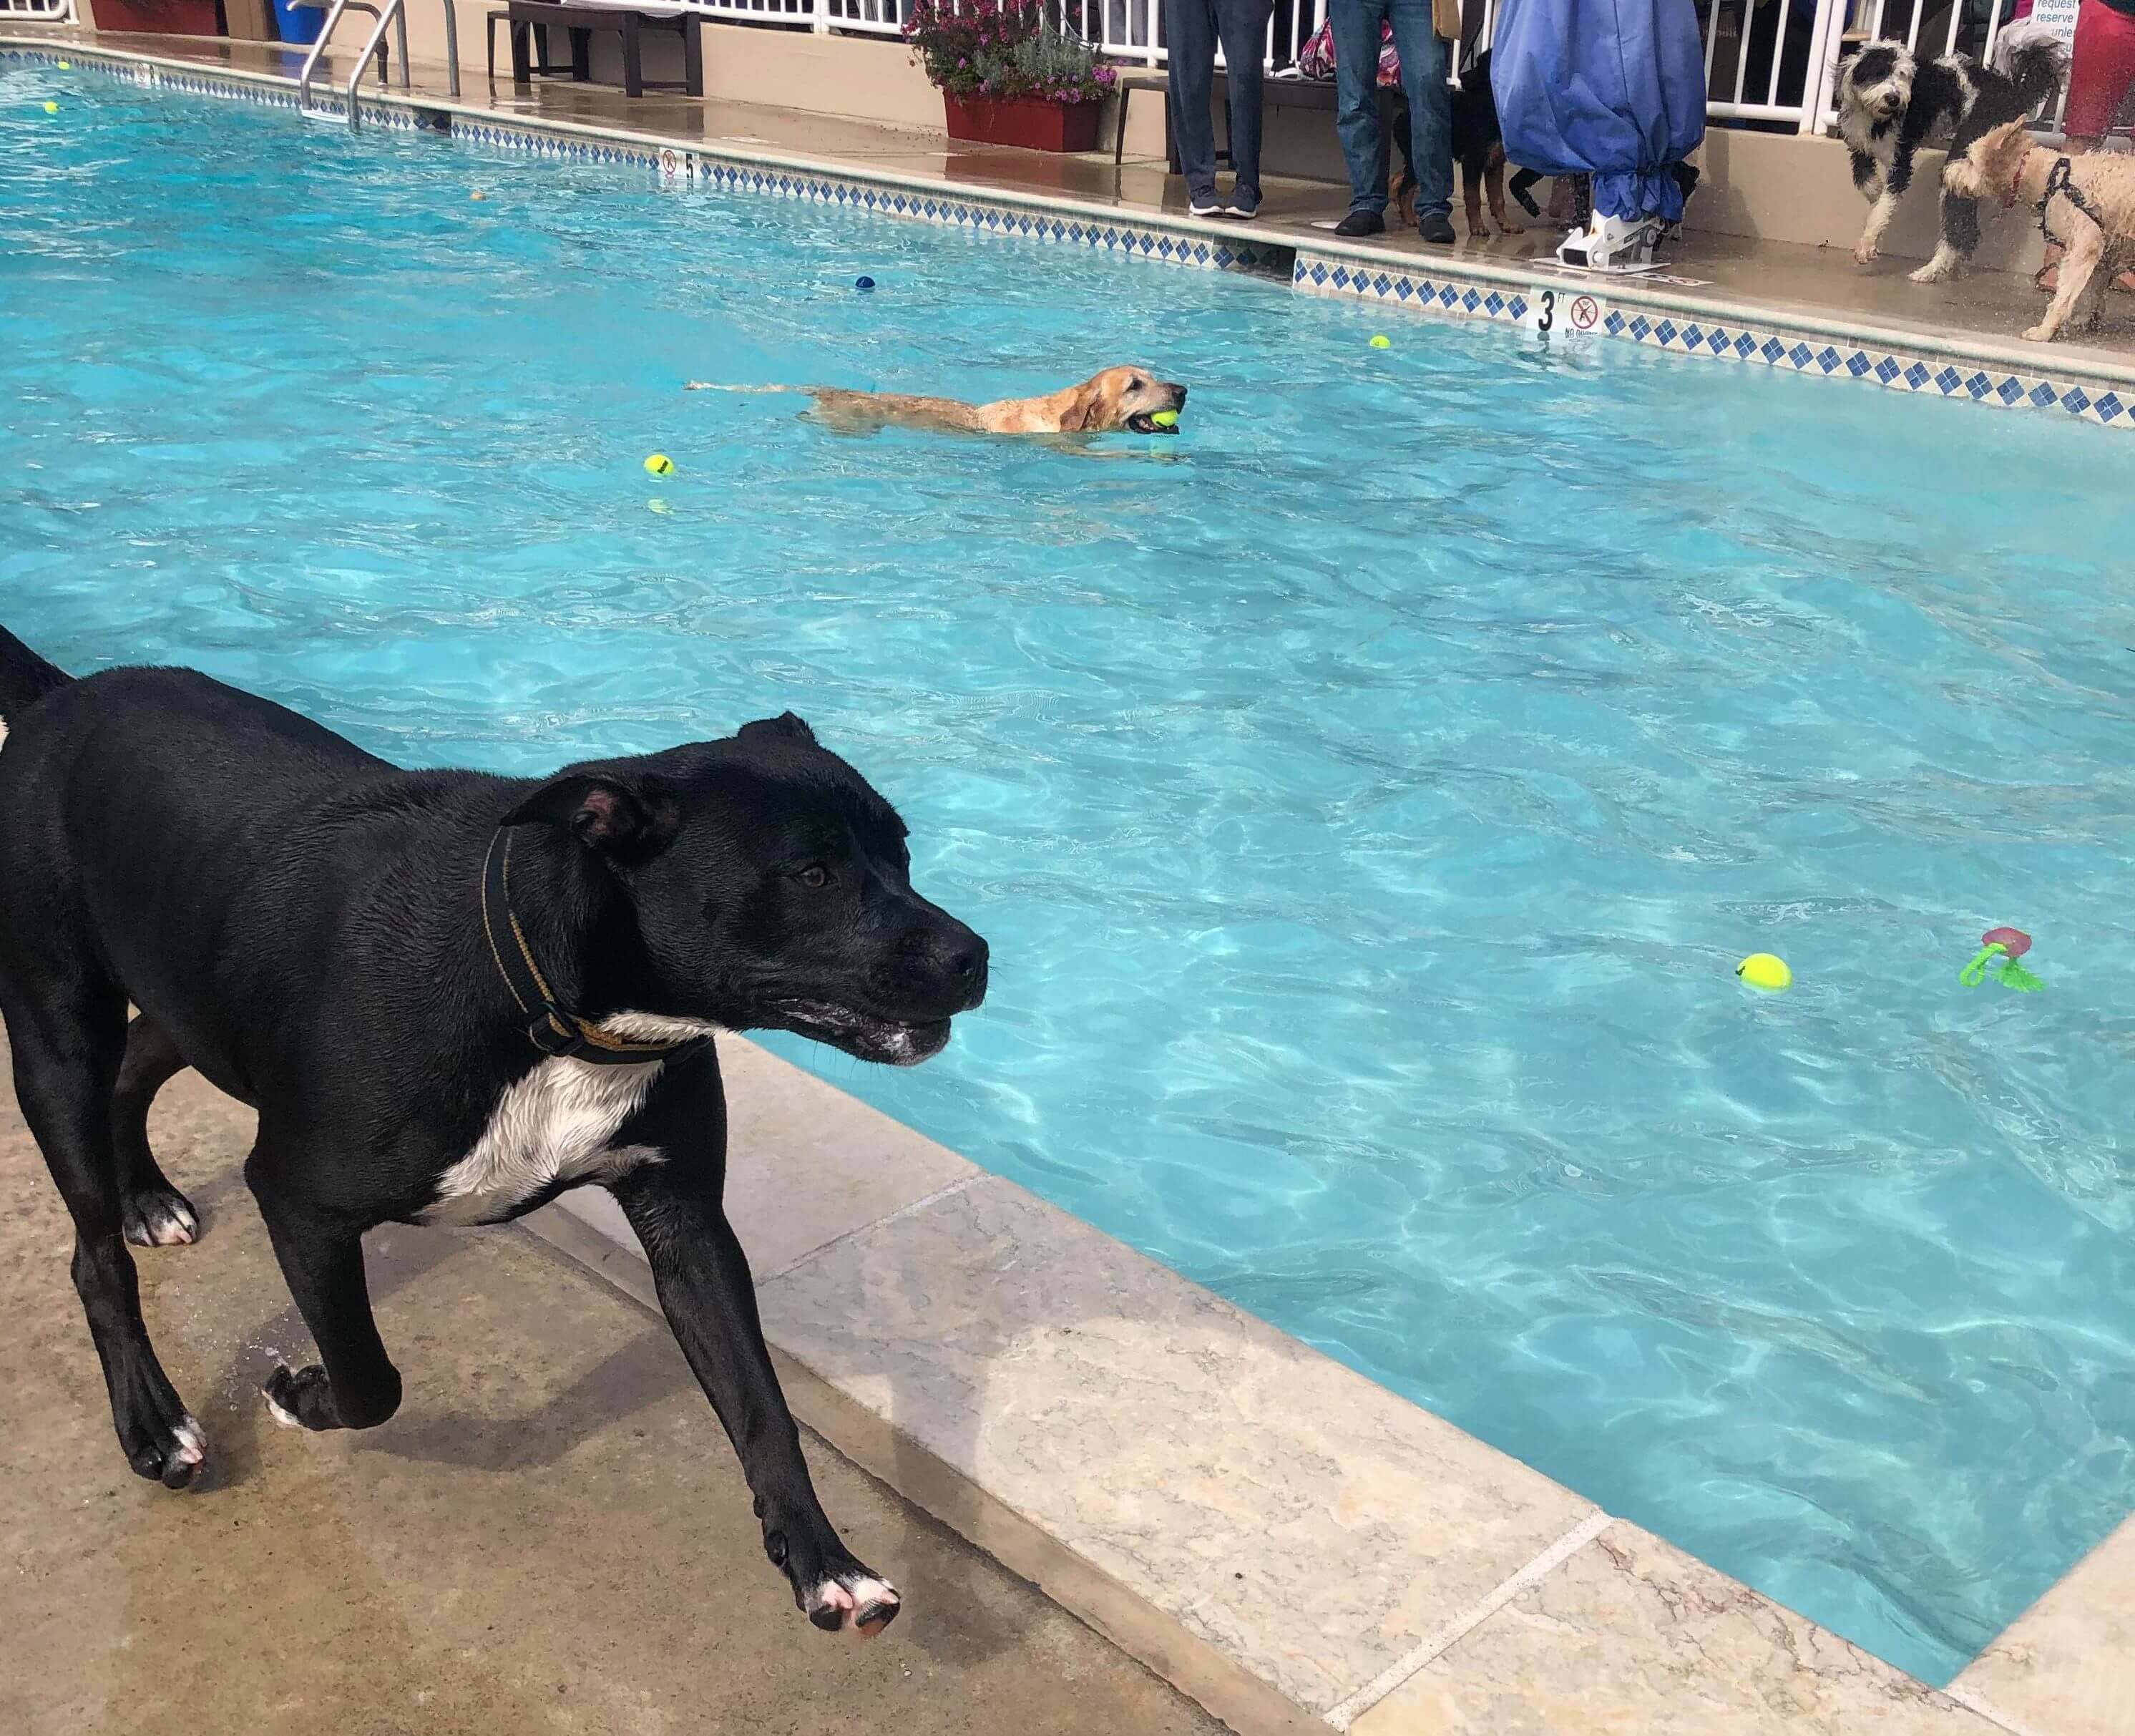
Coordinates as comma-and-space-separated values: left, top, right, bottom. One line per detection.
0, 0, 74, 19
683, 0, 2065, 137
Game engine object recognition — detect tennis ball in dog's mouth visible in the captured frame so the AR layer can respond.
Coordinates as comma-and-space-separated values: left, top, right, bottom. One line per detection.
1369, 333, 1392, 349
1150, 410, 1178, 428
643, 453, 675, 477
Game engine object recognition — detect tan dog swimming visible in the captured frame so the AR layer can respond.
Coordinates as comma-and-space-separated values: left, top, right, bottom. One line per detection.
685, 366, 1187, 437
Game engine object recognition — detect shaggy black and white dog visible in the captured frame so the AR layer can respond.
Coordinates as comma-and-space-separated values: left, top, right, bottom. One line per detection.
1834, 24, 2067, 282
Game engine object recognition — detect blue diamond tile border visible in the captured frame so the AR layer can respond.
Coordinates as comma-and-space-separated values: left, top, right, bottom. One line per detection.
11, 42, 2134, 434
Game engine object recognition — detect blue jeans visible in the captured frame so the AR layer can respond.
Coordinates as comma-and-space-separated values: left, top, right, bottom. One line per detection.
1162, 0, 1275, 206
1329, 0, 1450, 222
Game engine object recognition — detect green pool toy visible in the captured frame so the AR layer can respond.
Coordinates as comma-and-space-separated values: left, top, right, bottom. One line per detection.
1960, 926, 2043, 993
1150, 410, 1178, 428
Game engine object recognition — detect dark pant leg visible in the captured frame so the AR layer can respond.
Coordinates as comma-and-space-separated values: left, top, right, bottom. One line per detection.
1163, 0, 1221, 201
1213, 0, 1274, 207
1329, 0, 1389, 213
1385, 0, 1450, 221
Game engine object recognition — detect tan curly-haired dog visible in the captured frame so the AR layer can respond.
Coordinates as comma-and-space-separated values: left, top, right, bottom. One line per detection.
1955, 118, 2135, 341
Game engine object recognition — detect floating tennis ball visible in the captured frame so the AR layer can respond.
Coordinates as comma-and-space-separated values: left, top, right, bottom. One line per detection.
643, 453, 675, 477
1369, 334, 1391, 349
1736, 953, 1792, 993
1150, 410, 1178, 428
58, 59, 72, 69
44, 101, 59, 114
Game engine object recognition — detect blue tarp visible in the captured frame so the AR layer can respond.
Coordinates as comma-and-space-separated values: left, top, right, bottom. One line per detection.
1491, 0, 1707, 224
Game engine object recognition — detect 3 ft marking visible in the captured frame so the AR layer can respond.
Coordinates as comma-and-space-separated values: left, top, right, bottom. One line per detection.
1528, 287, 1606, 338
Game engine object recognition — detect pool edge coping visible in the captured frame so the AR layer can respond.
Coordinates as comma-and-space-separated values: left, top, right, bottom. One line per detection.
7, 37, 2121, 1732
10, 28, 2135, 429
524, 1043, 2051, 1736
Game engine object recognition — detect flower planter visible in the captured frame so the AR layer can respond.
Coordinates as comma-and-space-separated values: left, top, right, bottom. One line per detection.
92, 0, 224, 33
942, 93, 1101, 153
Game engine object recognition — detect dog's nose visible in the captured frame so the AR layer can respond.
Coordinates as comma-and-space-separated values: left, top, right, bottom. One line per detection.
1171, 384, 1188, 408
947, 935, 989, 1005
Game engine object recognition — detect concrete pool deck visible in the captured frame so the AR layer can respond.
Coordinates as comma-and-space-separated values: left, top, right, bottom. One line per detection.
1, 1025, 2121, 1736
3, 31, 2131, 1731
0, 1055, 1227, 1736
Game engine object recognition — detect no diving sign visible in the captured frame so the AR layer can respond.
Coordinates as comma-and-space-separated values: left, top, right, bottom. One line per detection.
1526, 286, 1606, 338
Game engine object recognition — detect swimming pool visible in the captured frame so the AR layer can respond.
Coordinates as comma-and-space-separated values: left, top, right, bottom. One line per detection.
6, 55, 2135, 1687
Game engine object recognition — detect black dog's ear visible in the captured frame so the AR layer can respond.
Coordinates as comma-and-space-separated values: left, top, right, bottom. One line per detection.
504, 771, 680, 865
737, 712, 818, 747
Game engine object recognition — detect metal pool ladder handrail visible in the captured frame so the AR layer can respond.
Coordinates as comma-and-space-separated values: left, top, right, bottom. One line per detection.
296, 0, 412, 130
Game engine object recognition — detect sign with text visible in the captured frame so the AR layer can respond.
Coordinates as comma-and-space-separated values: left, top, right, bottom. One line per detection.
1525, 286, 1606, 338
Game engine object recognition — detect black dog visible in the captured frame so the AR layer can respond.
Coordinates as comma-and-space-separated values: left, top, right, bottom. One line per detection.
1834, 29, 2066, 279
1393, 50, 1545, 235
0, 626, 986, 1637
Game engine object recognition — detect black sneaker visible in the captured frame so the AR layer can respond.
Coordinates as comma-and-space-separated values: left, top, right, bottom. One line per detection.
1420, 212, 1456, 244
1188, 195, 1223, 218
1334, 209, 1386, 238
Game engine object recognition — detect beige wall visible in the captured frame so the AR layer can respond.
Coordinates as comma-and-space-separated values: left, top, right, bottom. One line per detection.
1691, 126, 2033, 272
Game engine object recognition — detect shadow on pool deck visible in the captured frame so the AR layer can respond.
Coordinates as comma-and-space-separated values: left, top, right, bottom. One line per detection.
0, 1060, 1224, 1736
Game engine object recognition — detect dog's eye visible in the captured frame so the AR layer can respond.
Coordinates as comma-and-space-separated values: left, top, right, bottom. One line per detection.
796, 864, 829, 890
1130, 376, 1145, 390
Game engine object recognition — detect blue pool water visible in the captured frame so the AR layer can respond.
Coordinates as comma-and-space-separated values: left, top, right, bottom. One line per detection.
6, 59, 2135, 1684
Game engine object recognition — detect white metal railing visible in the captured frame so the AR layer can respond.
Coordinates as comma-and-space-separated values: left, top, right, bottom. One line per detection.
1698, 0, 1845, 128
0, 0, 74, 20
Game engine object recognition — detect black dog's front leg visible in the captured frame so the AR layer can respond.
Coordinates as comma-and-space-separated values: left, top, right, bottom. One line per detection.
249, 1147, 404, 1433
612, 1162, 900, 1637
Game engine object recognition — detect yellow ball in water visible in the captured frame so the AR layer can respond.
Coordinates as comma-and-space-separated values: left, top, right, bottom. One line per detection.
44, 101, 59, 114
58, 59, 71, 69
1149, 410, 1178, 428
1369, 334, 1392, 349
643, 453, 675, 477
1736, 953, 1792, 993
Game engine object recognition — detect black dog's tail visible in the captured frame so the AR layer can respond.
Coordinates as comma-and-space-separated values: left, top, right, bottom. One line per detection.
0, 627, 72, 741
1997, 22, 2071, 113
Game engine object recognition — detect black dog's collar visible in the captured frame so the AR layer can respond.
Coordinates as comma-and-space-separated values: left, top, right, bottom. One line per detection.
479, 828, 708, 1066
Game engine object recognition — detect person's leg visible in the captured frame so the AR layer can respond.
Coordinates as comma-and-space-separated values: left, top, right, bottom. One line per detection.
1386, 0, 1452, 235
1329, 0, 1390, 218
1214, 0, 1275, 212
1163, 0, 1223, 208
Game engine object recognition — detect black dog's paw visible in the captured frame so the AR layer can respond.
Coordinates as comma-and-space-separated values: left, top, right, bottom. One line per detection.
115, 1369, 207, 1489
122, 1184, 200, 1249
764, 1521, 902, 1637
805, 1568, 902, 1637
263, 1363, 339, 1431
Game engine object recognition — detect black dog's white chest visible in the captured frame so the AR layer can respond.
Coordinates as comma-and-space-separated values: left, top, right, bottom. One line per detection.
424, 1054, 666, 1225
